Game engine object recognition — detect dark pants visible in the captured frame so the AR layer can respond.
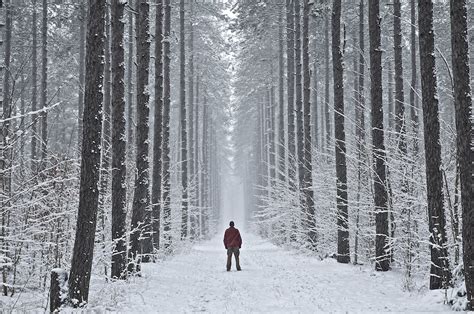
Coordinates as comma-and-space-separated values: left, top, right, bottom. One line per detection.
226, 247, 241, 271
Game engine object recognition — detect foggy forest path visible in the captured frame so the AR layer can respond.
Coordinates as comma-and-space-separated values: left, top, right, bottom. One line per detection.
96, 234, 448, 312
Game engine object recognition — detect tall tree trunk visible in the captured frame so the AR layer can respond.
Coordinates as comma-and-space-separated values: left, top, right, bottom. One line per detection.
311, 16, 318, 150
162, 0, 172, 249
295, 0, 304, 192
77, 0, 86, 153
31, 0, 38, 171
353, 0, 366, 266
152, 0, 163, 250
286, 0, 296, 190
40, 0, 48, 169
450, 0, 473, 307
201, 98, 209, 236
194, 70, 200, 234
0, 0, 11, 297
126, 0, 134, 161
188, 0, 195, 239
110, 0, 127, 280
129, 0, 152, 271
369, 0, 390, 272
418, 0, 451, 289
302, 0, 316, 247
332, 0, 349, 263
179, 0, 188, 240
68, 0, 106, 304
98, 4, 112, 276
393, 0, 406, 155
324, 14, 331, 152
278, 2, 285, 183
409, 0, 419, 153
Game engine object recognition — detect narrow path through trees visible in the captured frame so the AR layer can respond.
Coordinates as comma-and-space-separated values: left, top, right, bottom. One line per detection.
85, 235, 449, 312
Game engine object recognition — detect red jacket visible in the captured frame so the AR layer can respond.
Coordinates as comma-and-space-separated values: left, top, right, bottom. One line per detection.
223, 227, 242, 249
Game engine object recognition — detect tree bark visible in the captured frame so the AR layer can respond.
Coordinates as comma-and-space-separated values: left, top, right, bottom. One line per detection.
418, 0, 451, 289
393, 0, 406, 155
179, 0, 188, 240
278, 2, 285, 183
129, 0, 152, 271
324, 14, 331, 152
162, 0, 172, 249
68, 0, 106, 304
188, 0, 195, 239
369, 0, 390, 272
31, 0, 38, 171
295, 0, 304, 192
77, 0, 86, 153
110, 0, 127, 280
40, 0, 48, 169
450, 0, 473, 306
302, 0, 316, 247
152, 0, 163, 250
409, 0, 419, 153
332, 0, 349, 263
286, 0, 296, 190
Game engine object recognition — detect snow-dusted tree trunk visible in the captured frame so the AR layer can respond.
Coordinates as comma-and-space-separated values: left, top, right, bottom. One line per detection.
332, 0, 349, 263
409, 0, 419, 153
40, 0, 48, 169
368, 0, 390, 272
0, 0, 11, 297
31, 0, 38, 169
418, 0, 451, 290
77, 0, 86, 153
152, 0, 163, 250
286, 0, 296, 191
294, 0, 303, 192
126, 0, 134, 161
450, 0, 473, 307
278, 2, 285, 183
393, 0, 406, 154
68, 0, 106, 304
302, 0, 315, 247
162, 0, 172, 249
179, 0, 188, 240
188, 0, 195, 239
324, 14, 330, 152
353, 0, 366, 266
110, 0, 127, 280
129, 0, 152, 271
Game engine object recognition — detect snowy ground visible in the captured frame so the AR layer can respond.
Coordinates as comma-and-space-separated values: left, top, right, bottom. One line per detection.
82, 233, 452, 313
0, 233, 455, 312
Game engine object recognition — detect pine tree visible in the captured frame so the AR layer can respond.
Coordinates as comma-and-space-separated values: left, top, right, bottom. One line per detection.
302, 0, 315, 247
152, 0, 163, 249
129, 0, 152, 271
418, 0, 451, 289
369, 0, 390, 272
286, 0, 296, 191
450, 0, 473, 306
332, 0, 349, 263
68, 0, 106, 304
179, 0, 188, 240
162, 0, 172, 249
110, 0, 127, 280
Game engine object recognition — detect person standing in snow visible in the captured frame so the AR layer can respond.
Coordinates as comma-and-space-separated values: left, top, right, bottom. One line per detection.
223, 221, 242, 271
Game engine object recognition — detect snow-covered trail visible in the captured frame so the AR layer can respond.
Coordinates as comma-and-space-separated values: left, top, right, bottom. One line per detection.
92, 234, 449, 313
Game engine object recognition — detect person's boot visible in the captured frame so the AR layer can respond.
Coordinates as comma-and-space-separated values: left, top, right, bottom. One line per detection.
227, 254, 232, 271
236, 256, 241, 271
